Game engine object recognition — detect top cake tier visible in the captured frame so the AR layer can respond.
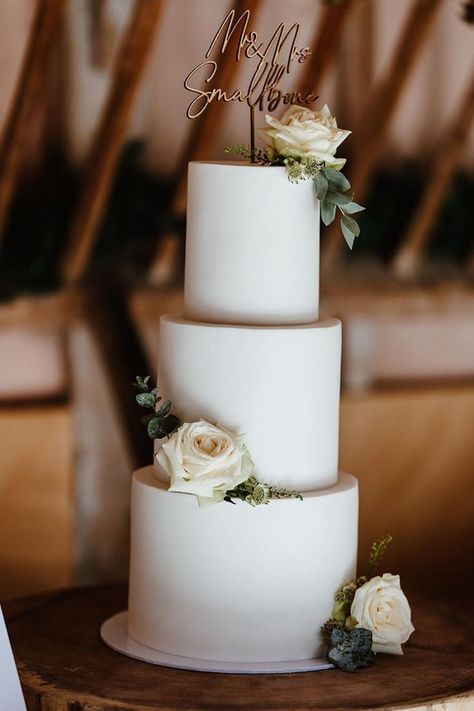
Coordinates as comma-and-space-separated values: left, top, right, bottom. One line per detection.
184, 162, 320, 325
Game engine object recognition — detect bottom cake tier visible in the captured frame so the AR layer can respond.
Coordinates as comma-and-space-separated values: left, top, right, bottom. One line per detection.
128, 467, 358, 663
128, 466, 358, 662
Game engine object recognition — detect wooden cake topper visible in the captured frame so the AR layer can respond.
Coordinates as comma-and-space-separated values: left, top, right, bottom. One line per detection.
184, 9, 319, 158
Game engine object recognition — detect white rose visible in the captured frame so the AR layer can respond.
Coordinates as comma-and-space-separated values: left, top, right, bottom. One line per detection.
258, 104, 350, 169
351, 574, 415, 655
156, 419, 254, 506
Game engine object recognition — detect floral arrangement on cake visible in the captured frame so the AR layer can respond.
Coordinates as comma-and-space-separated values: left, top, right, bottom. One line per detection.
226, 104, 364, 248
322, 535, 415, 672
134, 376, 303, 507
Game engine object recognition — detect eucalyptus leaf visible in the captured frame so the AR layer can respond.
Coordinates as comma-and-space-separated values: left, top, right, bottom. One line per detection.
157, 400, 172, 417
341, 218, 356, 249
162, 414, 180, 435
342, 201, 365, 215
147, 414, 180, 439
148, 417, 165, 438
321, 198, 337, 226
322, 167, 351, 193
134, 375, 151, 391
313, 172, 328, 201
341, 213, 360, 237
327, 190, 352, 207
136, 392, 157, 408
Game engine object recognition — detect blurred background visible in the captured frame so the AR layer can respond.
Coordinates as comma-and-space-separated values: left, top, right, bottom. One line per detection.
0, 0, 473, 601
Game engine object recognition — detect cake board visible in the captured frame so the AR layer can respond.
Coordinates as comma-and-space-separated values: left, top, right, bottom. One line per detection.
100, 611, 334, 674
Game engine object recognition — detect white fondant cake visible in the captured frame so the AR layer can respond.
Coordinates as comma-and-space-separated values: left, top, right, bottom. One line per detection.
184, 163, 320, 325
129, 468, 358, 662
127, 161, 359, 666
157, 315, 341, 490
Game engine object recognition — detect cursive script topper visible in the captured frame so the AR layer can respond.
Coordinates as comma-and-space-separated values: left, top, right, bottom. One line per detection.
184, 9, 319, 155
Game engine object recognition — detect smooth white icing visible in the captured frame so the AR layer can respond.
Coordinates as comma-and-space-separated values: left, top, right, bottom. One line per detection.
157, 315, 341, 491
128, 467, 358, 663
184, 162, 320, 325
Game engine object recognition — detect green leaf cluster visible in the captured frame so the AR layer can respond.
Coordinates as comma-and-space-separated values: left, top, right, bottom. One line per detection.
133, 375, 180, 440
224, 475, 303, 507
313, 167, 364, 248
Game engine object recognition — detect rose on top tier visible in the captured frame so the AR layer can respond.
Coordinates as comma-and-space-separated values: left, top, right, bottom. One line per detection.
351, 573, 415, 655
259, 104, 351, 169
156, 419, 254, 506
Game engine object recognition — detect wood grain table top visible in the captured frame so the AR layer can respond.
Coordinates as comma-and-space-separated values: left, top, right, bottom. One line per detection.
3, 584, 474, 710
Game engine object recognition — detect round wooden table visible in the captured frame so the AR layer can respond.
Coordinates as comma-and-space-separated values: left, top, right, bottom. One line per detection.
4, 585, 474, 710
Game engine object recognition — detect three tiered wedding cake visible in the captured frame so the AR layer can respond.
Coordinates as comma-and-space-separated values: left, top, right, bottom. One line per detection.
127, 159, 359, 664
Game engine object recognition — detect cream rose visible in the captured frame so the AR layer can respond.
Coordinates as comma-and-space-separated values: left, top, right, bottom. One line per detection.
156, 420, 254, 506
351, 574, 415, 655
258, 104, 350, 169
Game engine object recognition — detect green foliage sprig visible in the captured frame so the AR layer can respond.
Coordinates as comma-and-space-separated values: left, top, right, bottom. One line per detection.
225, 144, 363, 248
313, 167, 364, 248
225, 145, 276, 165
134, 375, 180, 439
224, 474, 303, 506
365, 533, 393, 577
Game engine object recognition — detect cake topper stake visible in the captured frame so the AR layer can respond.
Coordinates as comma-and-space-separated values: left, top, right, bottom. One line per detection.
249, 105, 256, 162
184, 9, 318, 161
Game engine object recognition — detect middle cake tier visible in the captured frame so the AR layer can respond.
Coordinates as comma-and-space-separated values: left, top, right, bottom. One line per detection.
158, 315, 341, 491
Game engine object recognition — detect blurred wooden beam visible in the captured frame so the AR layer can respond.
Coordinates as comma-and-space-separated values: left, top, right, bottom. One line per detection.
0, 0, 65, 244
82, 282, 152, 470
300, 0, 355, 98
61, 0, 164, 285
88, 0, 119, 70
392, 69, 474, 280
337, 0, 374, 136
322, 0, 443, 271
